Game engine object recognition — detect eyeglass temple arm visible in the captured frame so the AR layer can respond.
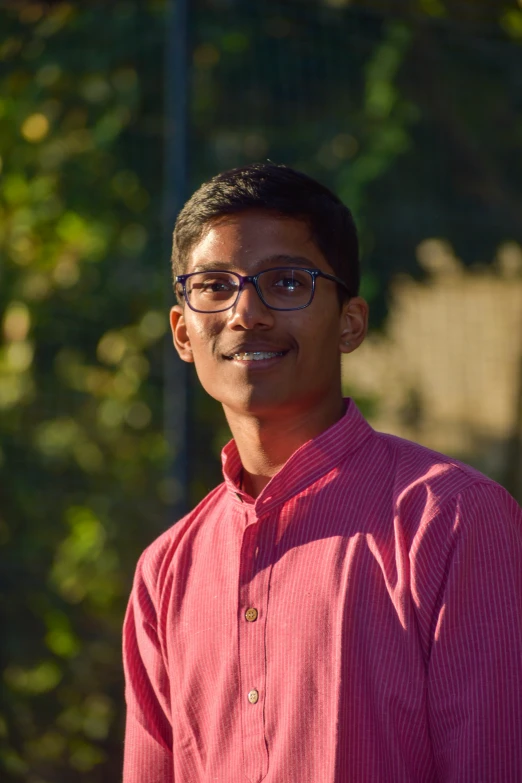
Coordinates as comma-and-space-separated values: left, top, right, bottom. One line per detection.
317, 270, 352, 295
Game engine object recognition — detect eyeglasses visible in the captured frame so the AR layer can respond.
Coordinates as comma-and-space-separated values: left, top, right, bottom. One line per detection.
175, 267, 351, 313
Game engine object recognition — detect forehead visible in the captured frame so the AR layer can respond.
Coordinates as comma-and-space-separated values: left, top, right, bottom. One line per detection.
187, 210, 332, 274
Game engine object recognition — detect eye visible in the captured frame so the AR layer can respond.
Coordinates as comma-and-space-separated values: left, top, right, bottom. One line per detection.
190, 274, 237, 296
266, 269, 311, 294
274, 276, 303, 290
202, 279, 234, 293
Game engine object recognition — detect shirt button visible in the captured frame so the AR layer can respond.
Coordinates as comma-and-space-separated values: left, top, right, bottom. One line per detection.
247, 689, 259, 704
245, 607, 258, 622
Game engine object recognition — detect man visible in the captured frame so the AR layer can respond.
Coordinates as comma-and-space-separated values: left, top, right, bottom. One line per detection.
123, 163, 522, 782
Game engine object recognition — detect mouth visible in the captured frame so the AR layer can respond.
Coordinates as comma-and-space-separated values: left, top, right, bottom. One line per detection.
222, 346, 291, 368
225, 350, 287, 362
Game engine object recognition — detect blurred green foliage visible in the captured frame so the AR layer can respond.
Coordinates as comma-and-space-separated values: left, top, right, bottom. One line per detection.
0, 2, 169, 780
1, 0, 521, 780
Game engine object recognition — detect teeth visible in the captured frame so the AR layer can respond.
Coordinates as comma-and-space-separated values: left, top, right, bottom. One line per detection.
231, 351, 284, 361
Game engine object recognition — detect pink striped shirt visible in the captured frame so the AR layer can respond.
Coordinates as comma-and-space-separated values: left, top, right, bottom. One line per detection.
123, 400, 522, 782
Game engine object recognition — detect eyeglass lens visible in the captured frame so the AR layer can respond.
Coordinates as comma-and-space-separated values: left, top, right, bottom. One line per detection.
183, 269, 315, 311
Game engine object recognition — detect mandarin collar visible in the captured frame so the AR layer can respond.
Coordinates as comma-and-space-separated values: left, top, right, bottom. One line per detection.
221, 399, 374, 515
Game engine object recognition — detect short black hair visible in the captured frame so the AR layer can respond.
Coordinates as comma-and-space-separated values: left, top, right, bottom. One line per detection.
171, 162, 359, 300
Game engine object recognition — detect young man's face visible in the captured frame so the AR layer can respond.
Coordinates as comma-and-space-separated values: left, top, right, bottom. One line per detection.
170, 210, 368, 420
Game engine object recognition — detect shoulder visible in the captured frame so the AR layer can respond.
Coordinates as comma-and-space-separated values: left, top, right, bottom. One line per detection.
373, 430, 504, 508
131, 482, 229, 604
357, 430, 521, 545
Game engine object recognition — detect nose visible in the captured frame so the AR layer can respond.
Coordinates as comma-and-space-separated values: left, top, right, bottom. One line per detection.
226, 281, 274, 330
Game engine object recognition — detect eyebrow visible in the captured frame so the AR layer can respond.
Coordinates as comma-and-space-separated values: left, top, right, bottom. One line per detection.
190, 255, 319, 273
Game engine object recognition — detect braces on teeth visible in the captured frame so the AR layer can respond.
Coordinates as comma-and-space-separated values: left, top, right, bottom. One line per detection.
231, 351, 284, 360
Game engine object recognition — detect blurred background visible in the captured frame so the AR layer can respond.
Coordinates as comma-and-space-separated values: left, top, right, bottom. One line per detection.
1, 0, 521, 780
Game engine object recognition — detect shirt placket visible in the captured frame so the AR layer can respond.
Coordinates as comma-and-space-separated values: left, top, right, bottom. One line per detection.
238, 508, 276, 783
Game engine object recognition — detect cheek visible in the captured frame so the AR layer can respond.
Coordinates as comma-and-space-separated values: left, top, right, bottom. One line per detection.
297, 310, 340, 353
186, 315, 222, 346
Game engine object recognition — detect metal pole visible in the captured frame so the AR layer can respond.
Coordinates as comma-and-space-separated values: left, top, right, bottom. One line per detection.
504, 348, 522, 504
163, 0, 190, 521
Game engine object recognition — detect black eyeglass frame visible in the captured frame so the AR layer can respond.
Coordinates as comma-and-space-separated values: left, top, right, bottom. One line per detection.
175, 267, 352, 313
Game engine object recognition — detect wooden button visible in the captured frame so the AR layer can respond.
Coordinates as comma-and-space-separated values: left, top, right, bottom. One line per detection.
247, 689, 259, 704
245, 607, 258, 622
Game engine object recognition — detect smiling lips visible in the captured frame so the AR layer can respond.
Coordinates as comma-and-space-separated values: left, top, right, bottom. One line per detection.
230, 351, 285, 361
224, 347, 289, 361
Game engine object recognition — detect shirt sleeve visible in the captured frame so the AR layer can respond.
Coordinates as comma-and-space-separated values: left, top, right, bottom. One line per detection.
123, 551, 173, 782
427, 481, 522, 782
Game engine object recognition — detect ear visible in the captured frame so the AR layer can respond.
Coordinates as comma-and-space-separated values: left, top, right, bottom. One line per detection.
170, 305, 194, 363
338, 296, 369, 355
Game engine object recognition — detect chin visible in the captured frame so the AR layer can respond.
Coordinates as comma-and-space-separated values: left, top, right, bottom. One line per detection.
207, 382, 292, 418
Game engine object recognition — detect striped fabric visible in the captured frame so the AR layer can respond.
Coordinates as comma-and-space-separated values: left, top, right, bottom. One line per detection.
123, 400, 522, 782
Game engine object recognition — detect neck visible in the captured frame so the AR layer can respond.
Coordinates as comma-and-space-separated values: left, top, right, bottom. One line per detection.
225, 394, 346, 498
